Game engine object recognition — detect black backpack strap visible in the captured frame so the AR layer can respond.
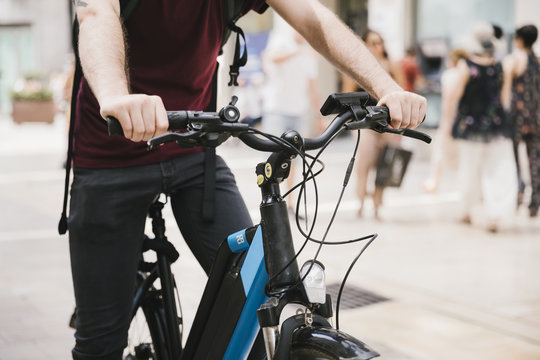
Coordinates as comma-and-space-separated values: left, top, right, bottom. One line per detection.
58, 0, 142, 235
58, 56, 82, 235
58, 10, 85, 235
227, 24, 248, 86
221, 0, 245, 47
222, 0, 248, 86
119, 0, 143, 21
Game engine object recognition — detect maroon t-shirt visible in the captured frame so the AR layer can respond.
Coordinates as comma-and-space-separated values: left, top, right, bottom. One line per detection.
73, 0, 268, 168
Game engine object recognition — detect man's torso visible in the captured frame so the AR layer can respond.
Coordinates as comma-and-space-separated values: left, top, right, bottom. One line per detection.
74, 0, 267, 168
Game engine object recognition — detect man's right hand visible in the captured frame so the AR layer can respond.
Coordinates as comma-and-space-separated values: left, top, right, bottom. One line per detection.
100, 94, 169, 142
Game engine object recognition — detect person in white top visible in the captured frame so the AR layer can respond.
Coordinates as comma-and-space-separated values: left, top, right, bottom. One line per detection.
262, 24, 323, 209
423, 49, 467, 193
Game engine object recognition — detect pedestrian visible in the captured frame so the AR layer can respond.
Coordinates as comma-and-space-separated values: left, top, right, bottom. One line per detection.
398, 46, 427, 93
261, 23, 323, 210
68, 1, 427, 358
450, 22, 516, 232
342, 29, 405, 220
502, 24, 540, 217
423, 49, 467, 193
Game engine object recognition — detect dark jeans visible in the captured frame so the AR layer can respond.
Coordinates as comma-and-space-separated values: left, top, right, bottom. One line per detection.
68, 152, 252, 359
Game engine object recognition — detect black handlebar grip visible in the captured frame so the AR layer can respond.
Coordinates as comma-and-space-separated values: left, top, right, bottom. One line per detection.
106, 111, 191, 136
107, 116, 124, 136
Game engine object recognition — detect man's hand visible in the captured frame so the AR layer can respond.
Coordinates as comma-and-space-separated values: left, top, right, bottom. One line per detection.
377, 91, 427, 130
100, 94, 169, 142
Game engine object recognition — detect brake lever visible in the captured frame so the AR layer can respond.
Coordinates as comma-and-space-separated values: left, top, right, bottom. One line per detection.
147, 130, 201, 149
383, 128, 432, 144
190, 121, 250, 133
346, 115, 432, 144
362, 106, 432, 144
147, 122, 251, 149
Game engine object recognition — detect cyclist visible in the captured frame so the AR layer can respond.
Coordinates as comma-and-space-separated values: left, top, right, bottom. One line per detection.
69, 0, 427, 359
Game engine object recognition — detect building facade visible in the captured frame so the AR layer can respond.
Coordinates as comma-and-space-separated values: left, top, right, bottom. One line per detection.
339, 0, 540, 126
0, 0, 71, 112
1, 0, 539, 118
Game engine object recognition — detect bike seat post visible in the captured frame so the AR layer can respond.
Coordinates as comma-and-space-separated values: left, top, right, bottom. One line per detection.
147, 199, 182, 359
148, 200, 166, 240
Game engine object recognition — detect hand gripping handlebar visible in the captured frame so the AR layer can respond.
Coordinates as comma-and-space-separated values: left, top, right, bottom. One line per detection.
106, 93, 431, 152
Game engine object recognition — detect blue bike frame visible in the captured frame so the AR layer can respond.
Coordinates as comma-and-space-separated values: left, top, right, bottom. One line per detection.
222, 226, 268, 359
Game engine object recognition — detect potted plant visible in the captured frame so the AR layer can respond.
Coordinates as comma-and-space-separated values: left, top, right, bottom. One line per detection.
11, 74, 56, 124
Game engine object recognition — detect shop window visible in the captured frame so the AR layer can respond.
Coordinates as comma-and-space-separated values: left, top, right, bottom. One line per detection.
0, 24, 36, 112
339, 0, 368, 35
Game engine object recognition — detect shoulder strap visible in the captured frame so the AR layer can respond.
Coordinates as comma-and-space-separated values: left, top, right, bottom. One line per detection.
120, 0, 143, 21
58, 56, 82, 234
222, 0, 246, 47
222, 0, 248, 86
58, 0, 143, 235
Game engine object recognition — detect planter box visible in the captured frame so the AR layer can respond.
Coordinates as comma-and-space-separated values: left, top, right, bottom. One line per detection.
12, 100, 56, 124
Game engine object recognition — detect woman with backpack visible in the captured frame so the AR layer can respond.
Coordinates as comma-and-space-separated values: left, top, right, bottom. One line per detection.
448, 22, 516, 232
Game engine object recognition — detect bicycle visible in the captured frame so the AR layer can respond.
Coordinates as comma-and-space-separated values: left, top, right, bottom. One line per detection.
106, 92, 431, 360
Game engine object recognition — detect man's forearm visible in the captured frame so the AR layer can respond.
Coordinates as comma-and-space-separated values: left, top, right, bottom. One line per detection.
76, 0, 130, 104
268, 0, 402, 99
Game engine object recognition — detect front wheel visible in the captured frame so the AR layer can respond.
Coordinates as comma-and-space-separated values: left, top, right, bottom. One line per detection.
124, 273, 172, 360
290, 346, 340, 360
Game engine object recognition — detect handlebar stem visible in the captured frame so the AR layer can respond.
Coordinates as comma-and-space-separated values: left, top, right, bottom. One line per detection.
259, 189, 300, 291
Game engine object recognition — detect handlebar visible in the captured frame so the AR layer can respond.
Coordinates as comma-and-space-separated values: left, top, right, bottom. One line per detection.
106, 92, 431, 152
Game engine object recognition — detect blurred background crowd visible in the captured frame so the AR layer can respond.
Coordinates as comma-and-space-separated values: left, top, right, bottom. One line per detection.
1, 0, 539, 232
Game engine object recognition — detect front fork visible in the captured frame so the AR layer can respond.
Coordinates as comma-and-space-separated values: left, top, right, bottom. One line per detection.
257, 288, 334, 359
262, 325, 280, 359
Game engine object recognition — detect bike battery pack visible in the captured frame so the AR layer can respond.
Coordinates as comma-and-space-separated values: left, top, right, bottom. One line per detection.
182, 225, 268, 359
